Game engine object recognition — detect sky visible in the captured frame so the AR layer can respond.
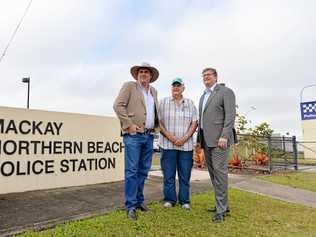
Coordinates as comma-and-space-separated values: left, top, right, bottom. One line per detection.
1, 0, 316, 139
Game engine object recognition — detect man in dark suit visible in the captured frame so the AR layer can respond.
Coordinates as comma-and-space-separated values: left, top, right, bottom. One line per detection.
197, 67, 236, 222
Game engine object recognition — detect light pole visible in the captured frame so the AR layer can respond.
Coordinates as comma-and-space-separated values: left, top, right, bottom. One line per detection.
22, 77, 30, 109
300, 84, 316, 103
245, 106, 256, 116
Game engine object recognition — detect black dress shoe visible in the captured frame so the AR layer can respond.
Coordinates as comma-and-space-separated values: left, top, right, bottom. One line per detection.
224, 208, 230, 216
127, 209, 137, 221
207, 207, 230, 215
212, 213, 225, 223
136, 204, 150, 212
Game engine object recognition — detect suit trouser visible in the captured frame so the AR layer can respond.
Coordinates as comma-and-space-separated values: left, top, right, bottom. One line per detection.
202, 138, 229, 214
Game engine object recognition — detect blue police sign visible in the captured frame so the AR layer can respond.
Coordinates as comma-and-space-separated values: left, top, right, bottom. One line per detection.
301, 101, 316, 120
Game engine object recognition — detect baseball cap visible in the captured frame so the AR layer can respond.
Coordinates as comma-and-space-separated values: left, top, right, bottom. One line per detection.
171, 77, 184, 86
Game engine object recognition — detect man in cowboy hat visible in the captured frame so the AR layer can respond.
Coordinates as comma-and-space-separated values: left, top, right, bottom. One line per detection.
113, 62, 159, 221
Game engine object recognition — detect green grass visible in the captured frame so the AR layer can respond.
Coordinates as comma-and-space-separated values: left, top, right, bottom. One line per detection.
258, 172, 316, 193
19, 189, 316, 237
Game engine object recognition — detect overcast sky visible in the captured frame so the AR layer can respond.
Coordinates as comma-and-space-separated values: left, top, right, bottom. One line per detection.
1, 0, 316, 139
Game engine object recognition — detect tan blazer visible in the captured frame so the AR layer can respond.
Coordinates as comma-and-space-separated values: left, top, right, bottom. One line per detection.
113, 81, 159, 134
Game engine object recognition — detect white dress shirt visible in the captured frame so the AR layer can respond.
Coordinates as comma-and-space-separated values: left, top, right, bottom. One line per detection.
201, 83, 217, 129
141, 86, 155, 129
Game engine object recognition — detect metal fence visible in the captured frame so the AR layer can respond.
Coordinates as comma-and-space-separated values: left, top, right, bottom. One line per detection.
153, 133, 316, 173
232, 134, 298, 173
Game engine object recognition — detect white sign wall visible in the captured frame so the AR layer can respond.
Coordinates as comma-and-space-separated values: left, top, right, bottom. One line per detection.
0, 106, 124, 194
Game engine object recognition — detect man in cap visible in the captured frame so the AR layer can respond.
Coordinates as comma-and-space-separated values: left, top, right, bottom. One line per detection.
197, 67, 236, 222
159, 78, 197, 210
113, 62, 159, 221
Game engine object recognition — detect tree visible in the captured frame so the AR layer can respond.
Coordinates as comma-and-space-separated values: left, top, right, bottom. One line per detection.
235, 111, 274, 162
235, 114, 249, 134
252, 122, 273, 137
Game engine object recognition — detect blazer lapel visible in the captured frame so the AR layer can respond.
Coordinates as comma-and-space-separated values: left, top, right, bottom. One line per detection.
136, 82, 146, 109
150, 87, 158, 107
203, 84, 220, 112
150, 87, 159, 126
199, 94, 204, 118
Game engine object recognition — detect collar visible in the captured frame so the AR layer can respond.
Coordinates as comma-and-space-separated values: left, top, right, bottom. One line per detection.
171, 96, 188, 107
204, 83, 217, 93
138, 81, 151, 94
171, 95, 183, 102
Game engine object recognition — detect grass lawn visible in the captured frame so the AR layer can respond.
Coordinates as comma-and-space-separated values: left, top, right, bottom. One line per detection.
258, 172, 316, 193
20, 189, 316, 237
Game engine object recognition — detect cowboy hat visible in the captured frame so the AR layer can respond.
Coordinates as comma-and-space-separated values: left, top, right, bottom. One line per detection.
130, 62, 159, 83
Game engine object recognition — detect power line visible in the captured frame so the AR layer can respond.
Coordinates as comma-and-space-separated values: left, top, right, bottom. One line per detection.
0, 0, 33, 64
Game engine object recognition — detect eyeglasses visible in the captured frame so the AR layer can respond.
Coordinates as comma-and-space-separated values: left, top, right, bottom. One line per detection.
202, 72, 215, 77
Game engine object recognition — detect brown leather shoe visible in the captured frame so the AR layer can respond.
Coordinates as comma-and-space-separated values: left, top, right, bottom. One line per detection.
127, 209, 137, 221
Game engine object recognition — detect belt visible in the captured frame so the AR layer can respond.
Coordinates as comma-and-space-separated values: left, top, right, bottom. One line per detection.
138, 128, 154, 134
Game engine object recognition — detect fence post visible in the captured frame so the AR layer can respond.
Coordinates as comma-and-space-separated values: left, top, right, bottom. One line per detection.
282, 136, 286, 152
292, 136, 298, 170
268, 136, 272, 173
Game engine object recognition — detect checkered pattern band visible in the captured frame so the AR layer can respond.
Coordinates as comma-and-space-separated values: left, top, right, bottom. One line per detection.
302, 102, 316, 113
301, 101, 316, 120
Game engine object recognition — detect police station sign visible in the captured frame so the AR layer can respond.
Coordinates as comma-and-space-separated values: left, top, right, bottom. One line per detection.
300, 101, 316, 120
0, 106, 124, 194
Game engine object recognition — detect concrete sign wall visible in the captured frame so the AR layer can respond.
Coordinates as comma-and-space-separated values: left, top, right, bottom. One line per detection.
302, 120, 316, 159
301, 101, 316, 159
0, 106, 124, 194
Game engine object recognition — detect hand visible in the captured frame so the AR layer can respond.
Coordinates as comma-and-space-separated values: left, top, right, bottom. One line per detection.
168, 134, 178, 144
217, 138, 228, 149
127, 124, 140, 135
174, 137, 186, 146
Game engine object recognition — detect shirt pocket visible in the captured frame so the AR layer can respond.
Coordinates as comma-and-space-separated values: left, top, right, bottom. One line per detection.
182, 109, 192, 124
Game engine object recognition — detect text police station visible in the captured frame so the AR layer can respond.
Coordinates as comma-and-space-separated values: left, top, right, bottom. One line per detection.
0, 119, 123, 177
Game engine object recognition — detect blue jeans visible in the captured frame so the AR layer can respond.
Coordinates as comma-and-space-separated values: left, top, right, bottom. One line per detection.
123, 133, 153, 210
160, 149, 193, 205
